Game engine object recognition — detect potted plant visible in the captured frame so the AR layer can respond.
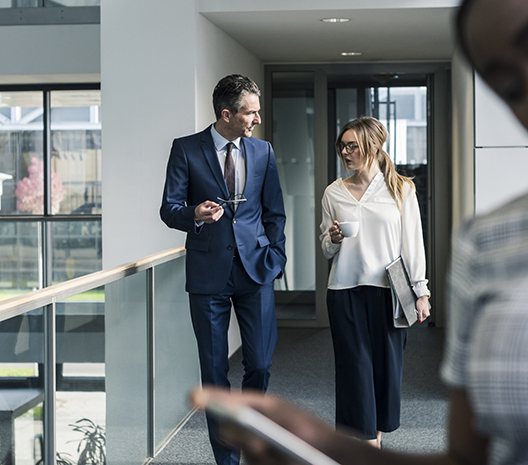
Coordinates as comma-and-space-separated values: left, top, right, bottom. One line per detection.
70, 418, 106, 465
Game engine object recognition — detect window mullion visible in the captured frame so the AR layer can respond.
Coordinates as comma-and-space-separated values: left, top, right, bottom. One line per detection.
42, 90, 52, 288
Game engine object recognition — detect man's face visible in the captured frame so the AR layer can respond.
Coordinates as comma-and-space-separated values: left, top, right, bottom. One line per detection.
465, 0, 528, 128
226, 93, 261, 139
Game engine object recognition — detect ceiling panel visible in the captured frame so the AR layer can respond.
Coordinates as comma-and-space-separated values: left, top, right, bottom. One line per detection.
201, 7, 457, 63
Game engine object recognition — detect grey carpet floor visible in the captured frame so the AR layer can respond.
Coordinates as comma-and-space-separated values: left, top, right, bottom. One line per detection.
151, 324, 448, 464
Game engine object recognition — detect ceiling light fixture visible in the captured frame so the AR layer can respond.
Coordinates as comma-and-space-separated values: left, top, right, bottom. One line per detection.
341, 52, 362, 56
321, 18, 350, 23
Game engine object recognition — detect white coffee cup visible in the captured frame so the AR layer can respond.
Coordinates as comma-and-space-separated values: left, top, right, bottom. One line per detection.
339, 221, 359, 238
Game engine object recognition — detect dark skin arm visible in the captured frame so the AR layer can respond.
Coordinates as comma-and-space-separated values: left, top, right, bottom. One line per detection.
191, 387, 488, 465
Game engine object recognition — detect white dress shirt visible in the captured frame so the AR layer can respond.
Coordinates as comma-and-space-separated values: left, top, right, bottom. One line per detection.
211, 124, 246, 198
319, 173, 429, 298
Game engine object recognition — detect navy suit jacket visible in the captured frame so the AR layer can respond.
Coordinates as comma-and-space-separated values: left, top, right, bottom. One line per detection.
160, 125, 287, 295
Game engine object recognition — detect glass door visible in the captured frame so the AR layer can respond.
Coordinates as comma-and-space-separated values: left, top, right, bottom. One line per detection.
267, 67, 432, 326
270, 72, 317, 320
333, 85, 429, 247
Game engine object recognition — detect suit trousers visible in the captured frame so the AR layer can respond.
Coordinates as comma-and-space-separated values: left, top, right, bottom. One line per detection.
327, 286, 407, 440
189, 256, 278, 465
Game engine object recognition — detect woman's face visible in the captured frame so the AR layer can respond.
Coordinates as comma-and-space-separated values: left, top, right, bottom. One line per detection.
340, 130, 363, 171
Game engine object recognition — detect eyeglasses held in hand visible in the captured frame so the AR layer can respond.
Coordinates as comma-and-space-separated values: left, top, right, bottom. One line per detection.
216, 194, 247, 206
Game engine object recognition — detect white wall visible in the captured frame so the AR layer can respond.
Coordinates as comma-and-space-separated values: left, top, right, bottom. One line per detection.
101, 1, 264, 269
101, 2, 263, 356
0, 24, 100, 82
195, 13, 264, 138
452, 58, 528, 219
451, 48, 475, 226
474, 74, 528, 214
476, 148, 528, 213
101, 0, 196, 269
475, 74, 528, 148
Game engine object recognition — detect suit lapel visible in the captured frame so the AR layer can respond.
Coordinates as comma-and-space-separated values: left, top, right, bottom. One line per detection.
200, 126, 229, 199
242, 137, 254, 196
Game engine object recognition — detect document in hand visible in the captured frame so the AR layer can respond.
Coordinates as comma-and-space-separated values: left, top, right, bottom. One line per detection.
385, 256, 425, 328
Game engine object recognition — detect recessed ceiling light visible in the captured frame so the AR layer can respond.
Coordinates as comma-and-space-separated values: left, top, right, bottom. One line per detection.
341, 52, 362, 56
321, 18, 350, 23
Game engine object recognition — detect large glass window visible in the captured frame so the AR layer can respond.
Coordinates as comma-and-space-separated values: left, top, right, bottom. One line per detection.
0, 0, 100, 7
335, 85, 429, 246
272, 72, 316, 293
0, 85, 101, 297
0, 92, 43, 216
0, 85, 103, 464
51, 90, 102, 216
374, 87, 428, 166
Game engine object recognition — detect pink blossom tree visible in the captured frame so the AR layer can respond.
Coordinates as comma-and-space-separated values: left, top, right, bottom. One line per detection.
15, 157, 66, 214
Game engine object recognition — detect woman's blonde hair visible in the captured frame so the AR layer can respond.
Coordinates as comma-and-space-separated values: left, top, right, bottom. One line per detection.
335, 116, 414, 211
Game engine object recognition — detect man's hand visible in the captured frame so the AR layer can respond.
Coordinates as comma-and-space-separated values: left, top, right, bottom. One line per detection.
194, 201, 224, 224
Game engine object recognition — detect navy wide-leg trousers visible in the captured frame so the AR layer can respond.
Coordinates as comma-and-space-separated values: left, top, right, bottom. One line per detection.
327, 286, 407, 439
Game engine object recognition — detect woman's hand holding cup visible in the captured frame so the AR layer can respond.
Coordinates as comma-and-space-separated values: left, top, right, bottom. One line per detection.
330, 219, 359, 243
329, 221, 344, 244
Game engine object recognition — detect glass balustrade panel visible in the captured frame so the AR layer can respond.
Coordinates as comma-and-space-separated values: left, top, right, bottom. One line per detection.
55, 288, 105, 464
105, 272, 148, 465
154, 256, 199, 447
0, 308, 45, 465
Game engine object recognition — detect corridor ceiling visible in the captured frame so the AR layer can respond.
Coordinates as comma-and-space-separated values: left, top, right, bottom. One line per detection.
200, 7, 456, 63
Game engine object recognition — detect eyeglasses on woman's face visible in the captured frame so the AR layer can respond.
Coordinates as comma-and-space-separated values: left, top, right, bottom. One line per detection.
337, 141, 360, 155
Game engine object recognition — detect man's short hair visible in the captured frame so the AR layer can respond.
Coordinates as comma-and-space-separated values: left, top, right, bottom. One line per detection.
213, 74, 261, 120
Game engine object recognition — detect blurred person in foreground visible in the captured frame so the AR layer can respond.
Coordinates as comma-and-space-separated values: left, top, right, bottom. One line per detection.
191, 0, 528, 464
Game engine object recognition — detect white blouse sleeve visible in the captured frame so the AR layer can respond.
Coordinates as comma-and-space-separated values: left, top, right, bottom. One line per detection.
400, 184, 430, 298
319, 188, 341, 260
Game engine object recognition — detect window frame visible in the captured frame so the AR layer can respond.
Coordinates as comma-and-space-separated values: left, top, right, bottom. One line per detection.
0, 82, 101, 289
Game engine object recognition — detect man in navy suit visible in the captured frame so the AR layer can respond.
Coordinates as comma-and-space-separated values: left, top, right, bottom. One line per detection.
160, 74, 286, 465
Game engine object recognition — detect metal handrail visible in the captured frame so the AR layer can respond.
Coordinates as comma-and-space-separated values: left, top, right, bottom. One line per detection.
0, 246, 186, 322
0, 214, 102, 222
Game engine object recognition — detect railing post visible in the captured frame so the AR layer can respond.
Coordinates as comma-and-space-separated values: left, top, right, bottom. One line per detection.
147, 267, 155, 457
44, 299, 56, 465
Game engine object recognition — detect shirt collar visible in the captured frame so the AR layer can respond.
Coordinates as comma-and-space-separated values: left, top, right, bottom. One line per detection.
211, 124, 241, 152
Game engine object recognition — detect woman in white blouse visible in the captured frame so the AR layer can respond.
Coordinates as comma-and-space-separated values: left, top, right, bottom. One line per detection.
319, 116, 430, 448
